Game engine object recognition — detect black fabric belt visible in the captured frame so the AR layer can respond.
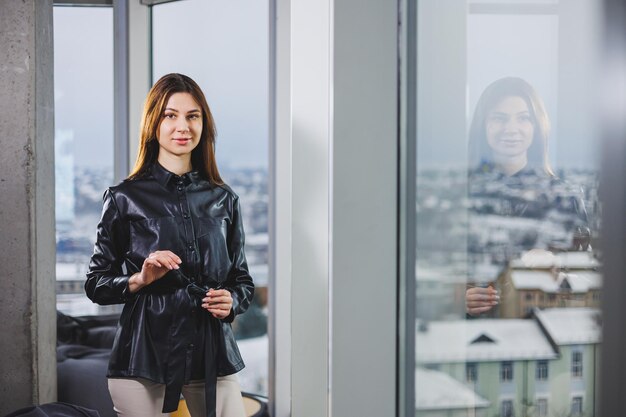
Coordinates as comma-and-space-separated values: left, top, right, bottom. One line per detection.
161, 270, 224, 417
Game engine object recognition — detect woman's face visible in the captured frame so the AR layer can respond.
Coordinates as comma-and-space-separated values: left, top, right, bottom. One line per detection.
156, 92, 203, 159
485, 96, 535, 160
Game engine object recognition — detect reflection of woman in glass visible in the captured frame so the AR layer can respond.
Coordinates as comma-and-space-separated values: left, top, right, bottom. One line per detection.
86, 73, 253, 416
465, 77, 588, 316
468, 77, 553, 177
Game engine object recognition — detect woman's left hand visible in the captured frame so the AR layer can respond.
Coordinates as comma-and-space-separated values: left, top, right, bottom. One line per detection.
202, 289, 233, 319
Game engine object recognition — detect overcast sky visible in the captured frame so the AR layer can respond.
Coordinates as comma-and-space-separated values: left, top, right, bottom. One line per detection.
54, 1, 601, 172
53, 0, 269, 171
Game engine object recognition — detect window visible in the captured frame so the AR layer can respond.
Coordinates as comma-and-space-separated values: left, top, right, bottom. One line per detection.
466, 362, 478, 382
501, 361, 514, 382
571, 396, 583, 416
53, 5, 116, 317
409, 2, 603, 416
536, 398, 548, 417
424, 363, 440, 371
152, 0, 269, 396
501, 400, 514, 417
536, 360, 549, 381
572, 352, 583, 377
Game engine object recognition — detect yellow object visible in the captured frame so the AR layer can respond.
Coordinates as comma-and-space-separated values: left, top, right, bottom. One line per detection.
170, 397, 262, 417
170, 399, 191, 417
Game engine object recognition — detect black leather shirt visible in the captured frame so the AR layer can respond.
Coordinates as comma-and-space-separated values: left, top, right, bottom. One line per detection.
85, 162, 254, 415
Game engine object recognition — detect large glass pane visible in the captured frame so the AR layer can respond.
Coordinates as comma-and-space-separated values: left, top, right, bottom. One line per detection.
54, 7, 116, 316
414, 2, 602, 416
152, 0, 270, 396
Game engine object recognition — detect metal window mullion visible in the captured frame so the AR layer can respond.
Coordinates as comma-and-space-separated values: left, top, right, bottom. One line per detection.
398, 0, 417, 417
113, 0, 129, 182
268, 0, 293, 416
53, 0, 113, 6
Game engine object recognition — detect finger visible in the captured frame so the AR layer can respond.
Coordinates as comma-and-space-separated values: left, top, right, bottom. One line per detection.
208, 289, 231, 296
162, 252, 182, 268
207, 296, 232, 305
468, 292, 499, 301
149, 251, 181, 268
152, 254, 179, 270
467, 298, 499, 307
204, 302, 231, 310
468, 286, 498, 294
468, 305, 494, 315
144, 259, 163, 268
159, 250, 183, 264
208, 308, 230, 318
154, 257, 175, 270
203, 297, 230, 305
468, 306, 490, 315
466, 300, 498, 309
466, 295, 493, 303
203, 295, 230, 302
156, 253, 178, 270
466, 290, 487, 299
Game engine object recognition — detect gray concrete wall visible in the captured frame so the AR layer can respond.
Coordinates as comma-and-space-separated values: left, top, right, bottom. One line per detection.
0, 0, 56, 411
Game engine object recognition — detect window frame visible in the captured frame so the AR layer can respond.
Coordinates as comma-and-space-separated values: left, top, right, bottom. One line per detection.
501, 399, 514, 417
466, 362, 478, 382
501, 361, 514, 382
572, 351, 583, 378
536, 398, 548, 417
571, 396, 583, 416
536, 360, 549, 381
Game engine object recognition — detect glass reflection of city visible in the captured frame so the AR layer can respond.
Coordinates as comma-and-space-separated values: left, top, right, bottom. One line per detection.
415, 167, 600, 417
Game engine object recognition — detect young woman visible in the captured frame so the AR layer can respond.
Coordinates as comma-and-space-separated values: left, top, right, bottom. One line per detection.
468, 77, 553, 177
465, 77, 588, 316
85, 73, 254, 417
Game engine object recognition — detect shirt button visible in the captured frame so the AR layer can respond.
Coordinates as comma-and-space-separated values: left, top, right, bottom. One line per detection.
183, 213, 190, 219
188, 244, 194, 250
177, 185, 183, 192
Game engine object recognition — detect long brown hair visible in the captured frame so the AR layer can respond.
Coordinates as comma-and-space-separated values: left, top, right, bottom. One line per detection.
469, 77, 554, 176
128, 73, 223, 184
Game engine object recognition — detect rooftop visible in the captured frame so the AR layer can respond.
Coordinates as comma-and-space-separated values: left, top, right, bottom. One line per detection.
511, 249, 599, 270
415, 368, 490, 410
511, 270, 601, 293
534, 308, 601, 345
416, 319, 557, 363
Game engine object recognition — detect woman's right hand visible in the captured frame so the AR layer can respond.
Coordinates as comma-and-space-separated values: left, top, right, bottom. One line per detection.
128, 250, 182, 293
466, 286, 499, 316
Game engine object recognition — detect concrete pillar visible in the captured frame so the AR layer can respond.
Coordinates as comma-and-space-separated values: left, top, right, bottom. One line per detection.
0, 0, 56, 412
287, 1, 397, 416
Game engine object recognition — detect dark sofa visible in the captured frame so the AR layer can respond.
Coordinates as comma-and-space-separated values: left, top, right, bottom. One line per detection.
56, 312, 118, 417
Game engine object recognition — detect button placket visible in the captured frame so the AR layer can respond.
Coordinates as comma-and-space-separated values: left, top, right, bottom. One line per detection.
176, 180, 199, 279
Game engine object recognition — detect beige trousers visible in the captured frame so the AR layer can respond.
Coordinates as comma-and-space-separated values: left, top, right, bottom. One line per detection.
108, 374, 246, 417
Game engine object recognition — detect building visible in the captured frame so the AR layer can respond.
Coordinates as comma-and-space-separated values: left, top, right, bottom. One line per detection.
416, 308, 601, 417
533, 308, 602, 417
496, 250, 601, 319
415, 368, 489, 417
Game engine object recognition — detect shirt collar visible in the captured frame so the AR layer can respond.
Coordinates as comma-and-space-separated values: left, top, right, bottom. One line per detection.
151, 162, 201, 189
477, 161, 543, 178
